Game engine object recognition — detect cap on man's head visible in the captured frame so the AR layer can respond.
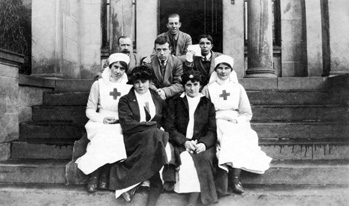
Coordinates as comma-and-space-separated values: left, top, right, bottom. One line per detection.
214, 55, 234, 69
108, 53, 130, 67
181, 70, 202, 85
127, 65, 154, 84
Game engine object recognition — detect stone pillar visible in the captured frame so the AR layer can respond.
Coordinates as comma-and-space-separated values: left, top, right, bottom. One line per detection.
32, 0, 63, 78
0, 49, 24, 160
305, 0, 323, 76
136, 0, 158, 58
280, 0, 307, 77
246, 0, 276, 78
223, 0, 245, 78
328, 0, 349, 75
79, 0, 102, 79
110, 0, 135, 53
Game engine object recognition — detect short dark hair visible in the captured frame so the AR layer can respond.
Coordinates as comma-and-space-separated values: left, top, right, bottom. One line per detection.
127, 65, 154, 84
109, 61, 129, 73
198, 34, 214, 44
117, 36, 131, 45
154, 36, 170, 47
168, 13, 180, 22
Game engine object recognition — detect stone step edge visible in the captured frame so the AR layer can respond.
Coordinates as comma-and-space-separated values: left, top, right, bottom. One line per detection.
1, 159, 348, 168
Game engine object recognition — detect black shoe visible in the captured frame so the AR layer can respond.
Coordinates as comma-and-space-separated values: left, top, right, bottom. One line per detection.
121, 192, 132, 202
86, 177, 98, 193
98, 181, 108, 190
232, 182, 244, 194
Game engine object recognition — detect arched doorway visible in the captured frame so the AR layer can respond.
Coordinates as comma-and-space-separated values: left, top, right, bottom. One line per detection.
159, 0, 223, 52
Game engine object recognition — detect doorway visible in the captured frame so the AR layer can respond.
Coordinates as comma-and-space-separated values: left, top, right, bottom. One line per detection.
159, 0, 223, 52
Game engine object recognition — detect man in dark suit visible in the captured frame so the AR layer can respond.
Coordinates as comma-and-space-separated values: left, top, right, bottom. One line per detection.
145, 36, 184, 100
185, 34, 222, 87
158, 13, 192, 62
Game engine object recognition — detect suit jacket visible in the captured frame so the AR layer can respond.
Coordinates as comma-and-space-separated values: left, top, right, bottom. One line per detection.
145, 55, 184, 98
185, 51, 222, 86
164, 94, 217, 149
118, 88, 165, 136
127, 52, 141, 76
158, 31, 192, 62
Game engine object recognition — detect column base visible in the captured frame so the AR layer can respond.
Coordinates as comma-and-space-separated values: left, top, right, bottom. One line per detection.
245, 67, 277, 78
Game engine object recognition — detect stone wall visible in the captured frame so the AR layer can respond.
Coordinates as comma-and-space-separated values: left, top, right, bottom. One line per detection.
0, 49, 23, 160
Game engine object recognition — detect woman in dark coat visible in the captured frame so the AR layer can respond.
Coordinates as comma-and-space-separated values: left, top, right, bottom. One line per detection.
108, 66, 169, 206
164, 70, 218, 206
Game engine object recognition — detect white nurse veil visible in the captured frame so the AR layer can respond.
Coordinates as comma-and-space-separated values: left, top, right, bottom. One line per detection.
101, 53, 130, 84
209, 55, 238, 84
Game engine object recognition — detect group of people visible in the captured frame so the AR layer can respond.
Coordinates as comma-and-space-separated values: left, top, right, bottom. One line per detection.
75, 13, 272, 206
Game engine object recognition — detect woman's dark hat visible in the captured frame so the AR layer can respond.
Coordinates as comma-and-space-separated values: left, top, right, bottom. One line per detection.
127, 66, 154, 84
181, 70, 202, 85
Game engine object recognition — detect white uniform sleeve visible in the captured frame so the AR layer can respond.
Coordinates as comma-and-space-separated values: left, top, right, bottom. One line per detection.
236, 84, 253, 123
86, 81, 105, 122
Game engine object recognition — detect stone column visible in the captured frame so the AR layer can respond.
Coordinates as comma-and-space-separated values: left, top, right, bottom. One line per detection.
223, 0, 245, 78
305, 0, 323, 76
328, 0, 349, 75
136, 0, 158, 58
0, 49, 23, 160
246, 0, 276, 78
31, 0, 63, 78
110, 0, 135, 53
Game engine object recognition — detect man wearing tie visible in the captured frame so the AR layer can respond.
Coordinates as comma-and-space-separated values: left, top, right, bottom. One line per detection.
185, 34, 222, 87
144, 36, 184, 100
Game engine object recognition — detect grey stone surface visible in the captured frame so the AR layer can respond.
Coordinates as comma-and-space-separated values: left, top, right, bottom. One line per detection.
0, 143, 10, 161
252, 105, 348, 122
277, 77, 329, 90
252, 122, 349, 139
32, 105, 88, 123
20, 122, 85, 140
11, 141, 73, 160
43, 92, 89, 106
55, 79, 94, 92
261, 143, 349, 160
0, 113, 19, 143
0, 159, 67, 184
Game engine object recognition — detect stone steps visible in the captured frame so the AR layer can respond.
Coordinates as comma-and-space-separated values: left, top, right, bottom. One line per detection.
11, 140, 73, 160
19, 121, 349, 140
0, 159, 348, 186
42, 90, 342, 106
20, 121, 85, 140
31, 104, 348, 123
0, 183, 348, 206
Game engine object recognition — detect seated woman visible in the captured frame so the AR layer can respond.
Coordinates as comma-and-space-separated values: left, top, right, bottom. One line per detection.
107, 66, 169, 206
75, 53, 132, 193
202, 55, 272, 195
165, 71, 218, 206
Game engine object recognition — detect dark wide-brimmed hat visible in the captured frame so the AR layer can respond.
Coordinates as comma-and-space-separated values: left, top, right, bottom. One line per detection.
181, 70, 202, 85
127, 65, 154, 84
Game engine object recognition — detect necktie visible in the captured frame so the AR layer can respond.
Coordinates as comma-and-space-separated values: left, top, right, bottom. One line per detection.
144, 102, 151, 121
160, 60, 166, 76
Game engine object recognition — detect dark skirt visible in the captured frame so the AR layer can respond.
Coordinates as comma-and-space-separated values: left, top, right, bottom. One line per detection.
108, 127, 169, 190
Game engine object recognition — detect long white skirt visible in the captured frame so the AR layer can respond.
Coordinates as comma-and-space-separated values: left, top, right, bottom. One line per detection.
75, 120, 127, 175
174, 151, 200, 193
217, 119, 272, 174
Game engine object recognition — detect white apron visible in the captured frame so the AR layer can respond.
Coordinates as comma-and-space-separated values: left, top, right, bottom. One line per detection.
208, 81, 272, 174
76, 78, 131, 175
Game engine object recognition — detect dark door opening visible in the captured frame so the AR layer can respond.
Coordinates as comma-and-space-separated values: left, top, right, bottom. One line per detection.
159, 0, 223, 53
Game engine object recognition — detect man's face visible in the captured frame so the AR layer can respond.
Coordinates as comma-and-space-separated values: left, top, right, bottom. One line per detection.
166, 17, 181, 35
155, 43, 171, 61
199, 38, 213, 56
118, 38, 133, 55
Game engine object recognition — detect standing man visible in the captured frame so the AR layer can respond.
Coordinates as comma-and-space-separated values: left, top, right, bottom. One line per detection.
117, 36, 141, 75
185, 34, 222, 87
158, 13, 192, 62
145, 36, 184, 100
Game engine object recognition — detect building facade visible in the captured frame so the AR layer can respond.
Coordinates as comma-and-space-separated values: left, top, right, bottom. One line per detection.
30, 0, 349, 79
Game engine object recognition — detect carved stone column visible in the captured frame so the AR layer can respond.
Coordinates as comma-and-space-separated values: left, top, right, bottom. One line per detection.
246, 0, 276, 78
